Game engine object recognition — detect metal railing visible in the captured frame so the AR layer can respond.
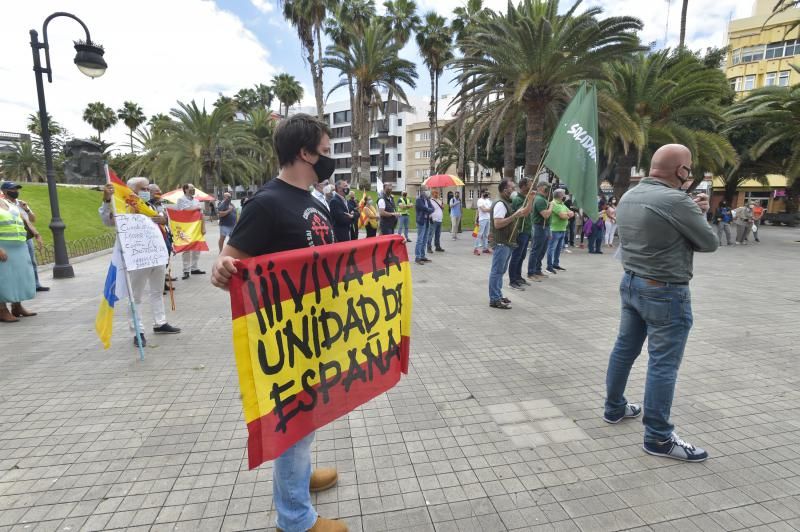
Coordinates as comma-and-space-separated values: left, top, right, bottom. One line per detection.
35, 232, 116, 265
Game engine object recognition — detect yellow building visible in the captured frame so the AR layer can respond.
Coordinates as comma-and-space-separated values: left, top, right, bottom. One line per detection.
404, 120, 502, 206
725, 0, 800, 98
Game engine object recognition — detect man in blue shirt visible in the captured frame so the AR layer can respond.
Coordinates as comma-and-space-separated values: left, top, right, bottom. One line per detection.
414, 187, 434, 264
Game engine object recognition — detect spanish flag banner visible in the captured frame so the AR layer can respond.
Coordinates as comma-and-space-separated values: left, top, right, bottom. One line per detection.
229, 235, 412, 469
166, 208, 209, 253
108, 168, 158, 217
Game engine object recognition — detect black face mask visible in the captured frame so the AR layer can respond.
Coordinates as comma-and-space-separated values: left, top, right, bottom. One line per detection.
312, 154, 336, 182
343, 187, 350, 196
5, 190, 19, 199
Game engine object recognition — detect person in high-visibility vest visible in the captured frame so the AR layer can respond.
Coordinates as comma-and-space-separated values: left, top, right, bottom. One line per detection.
0, 192, 37, 322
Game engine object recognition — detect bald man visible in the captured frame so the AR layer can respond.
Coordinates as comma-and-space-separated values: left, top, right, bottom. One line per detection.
603, 144, 718, 463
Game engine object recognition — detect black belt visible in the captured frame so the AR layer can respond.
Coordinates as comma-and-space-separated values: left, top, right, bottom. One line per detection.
624, 270, 688, 286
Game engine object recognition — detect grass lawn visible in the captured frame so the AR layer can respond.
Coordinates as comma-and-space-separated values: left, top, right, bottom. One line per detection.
357, 191, 476, 231
14, 183, 113, 247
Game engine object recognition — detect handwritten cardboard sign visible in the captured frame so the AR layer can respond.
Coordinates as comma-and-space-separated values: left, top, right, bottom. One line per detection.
115, 213, 169, 271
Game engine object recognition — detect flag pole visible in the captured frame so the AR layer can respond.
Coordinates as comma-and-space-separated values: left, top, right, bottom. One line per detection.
104, 163, 146, 361
509, 148, 549, 243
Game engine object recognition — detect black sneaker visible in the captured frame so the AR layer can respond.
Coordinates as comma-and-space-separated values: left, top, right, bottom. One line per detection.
435, 247, 445, 252
182, 272, 190, 280
415, 259, 425, 265
643, 433, 708, 462
520, 279, 532, 286
191, 269, 206, 275
490, 300, 511, 309
546, 267, 557, 274
603, 403, 642, 424
509, 282, 525, 291
36, 286, 50, 292
153, 323, 181, 334
554, 266, 566, 271
133, 334, 147, 348
421, 257, 432, 263
500, 297, 511, 304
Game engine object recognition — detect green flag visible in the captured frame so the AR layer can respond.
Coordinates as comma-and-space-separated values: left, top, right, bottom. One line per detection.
543, 83, 599, 222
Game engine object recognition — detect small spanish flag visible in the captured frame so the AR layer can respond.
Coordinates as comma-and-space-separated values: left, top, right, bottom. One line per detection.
108, 169, 157, 217
167, 208, 209, 253
358, 191, 368, 228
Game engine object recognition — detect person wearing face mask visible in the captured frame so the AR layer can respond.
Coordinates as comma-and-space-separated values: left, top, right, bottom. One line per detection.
473, 190, 492, 255
176, 183, 206, 279
414, 187, 435, 264
363, 197, 379, 237
100, 177, 181, 347
603, 144, 717, 463
212, 114, 347, 532
488, 179, 531, 309
149, 184, 177, 292
0, 189, 37, 322
507, 178, 532, 290
311, 179, 330, 211
545, 188, 574, 274
329, 180, 354, 242
0, 182, 48, 293
377, 182, 400, 236
347, 191, 359, 240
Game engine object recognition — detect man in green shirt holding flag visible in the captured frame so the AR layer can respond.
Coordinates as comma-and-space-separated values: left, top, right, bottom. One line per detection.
508, 178, 532, 290
546, 189, 575, 274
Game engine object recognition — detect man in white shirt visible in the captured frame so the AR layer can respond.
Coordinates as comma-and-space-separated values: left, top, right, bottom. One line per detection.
311, 179, 330, 211
176, 183, 206, 280
474, 190, 492, 255
426, 190, 445, 252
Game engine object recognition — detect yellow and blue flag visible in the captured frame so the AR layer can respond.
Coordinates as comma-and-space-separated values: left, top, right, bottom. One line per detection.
95, 248, 124, 349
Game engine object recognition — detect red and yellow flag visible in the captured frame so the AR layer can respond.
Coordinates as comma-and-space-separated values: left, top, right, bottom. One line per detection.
108, 169, 157, 217
166, 208, 209, 253
358, 191, 368, 228
229, 235, 412, 469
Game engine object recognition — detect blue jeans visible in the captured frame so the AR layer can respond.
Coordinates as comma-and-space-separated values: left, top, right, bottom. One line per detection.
415, 221, 429, 260
274, 432, 317, 531
474, 219, 490, 250
26, 239, 41, 288
489, 244, 513, 302
588, 227, 603, 253
605, 272, 693, 443
547, 231, 565, 269
508, 232, 530, 284
398, 215, 410, 240
527, 225, 549, 275
426, 221, 442, 249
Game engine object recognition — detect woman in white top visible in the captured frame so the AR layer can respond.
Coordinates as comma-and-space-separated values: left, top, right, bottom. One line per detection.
604, 198, 617, 247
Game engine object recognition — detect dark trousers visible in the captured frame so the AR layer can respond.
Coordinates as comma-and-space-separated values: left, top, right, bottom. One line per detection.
527, 224, 549, 276
366, 226, 377, 238
508, 232, 531, 284
567, 217, 576, 246
589, 228, 603, 253
350, 222, 358, 240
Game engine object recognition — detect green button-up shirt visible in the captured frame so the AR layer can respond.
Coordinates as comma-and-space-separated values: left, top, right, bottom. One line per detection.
617, 178, 718, 283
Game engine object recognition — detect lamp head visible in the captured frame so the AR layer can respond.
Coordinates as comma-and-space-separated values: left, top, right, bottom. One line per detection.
73, 40, 107, 78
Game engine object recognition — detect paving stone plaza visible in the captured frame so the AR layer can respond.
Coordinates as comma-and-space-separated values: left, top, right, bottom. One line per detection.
1, 225, 799, 532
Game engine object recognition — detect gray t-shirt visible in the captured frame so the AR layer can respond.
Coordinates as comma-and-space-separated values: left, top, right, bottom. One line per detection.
617, 178, 718, 283
217, 199, 236, 227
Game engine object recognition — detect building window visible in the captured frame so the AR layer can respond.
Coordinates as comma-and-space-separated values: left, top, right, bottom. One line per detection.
729, 77, 741, 91
744, 75, 756, 91
415, 131, 431, 142
334, 141, 351, 154
397, 136, 402, 144
468, 189, 475, 200
740, 45, 765, 64
397, 153, 402, 161
333, 110, 352, 124
766, 41, 785, 59
397, 118, 403, 126
732, 48, 742, 65
779, 70, 790, 86
332, 126, 351, 139
765, 72, 777, 86
414, 150, 430, 159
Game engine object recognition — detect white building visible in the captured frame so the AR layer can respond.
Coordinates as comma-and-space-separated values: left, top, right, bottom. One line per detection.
292, 98, 417, 191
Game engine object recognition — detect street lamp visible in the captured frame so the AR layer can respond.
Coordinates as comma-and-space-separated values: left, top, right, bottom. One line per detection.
376, 124, 390, 189
30, 12, 107, 279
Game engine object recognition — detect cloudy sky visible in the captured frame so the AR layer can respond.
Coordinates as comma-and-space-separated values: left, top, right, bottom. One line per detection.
1, 0, 752, 151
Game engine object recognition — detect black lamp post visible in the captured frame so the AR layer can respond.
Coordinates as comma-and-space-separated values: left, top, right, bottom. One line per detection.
30, 12, 107, 279
376, 125, 390, 188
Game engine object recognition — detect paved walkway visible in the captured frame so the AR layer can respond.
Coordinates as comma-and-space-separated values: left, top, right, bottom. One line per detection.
2, 224, 800, 532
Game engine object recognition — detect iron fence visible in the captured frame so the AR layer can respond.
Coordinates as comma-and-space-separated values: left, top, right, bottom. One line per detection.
35, 232, 116, 265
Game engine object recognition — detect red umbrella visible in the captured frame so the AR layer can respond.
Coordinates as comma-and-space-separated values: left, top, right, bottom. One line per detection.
422, 174, 465, 188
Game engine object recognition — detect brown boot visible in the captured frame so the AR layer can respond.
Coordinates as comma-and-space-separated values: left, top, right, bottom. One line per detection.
309, 467, 338, 493
0, 304, 19, 323
277, 517, 348, 532
11, 303, 37, 318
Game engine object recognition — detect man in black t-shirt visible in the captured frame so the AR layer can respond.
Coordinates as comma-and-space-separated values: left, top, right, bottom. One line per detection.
211, 114, 346, 532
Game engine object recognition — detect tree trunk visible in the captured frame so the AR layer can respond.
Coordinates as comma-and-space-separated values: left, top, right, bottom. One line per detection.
679, 0, 689, 49
130, 130, 134, 153
360, 92, 371, 190
456, 108, 466, 182
613, 151, 637, 200
349, 76, 359, 186
503, 122, 516, 179
524, 101, 545, 179
428, 69, 436, 176
314, 26, 325, 119
203, 163, 214, 197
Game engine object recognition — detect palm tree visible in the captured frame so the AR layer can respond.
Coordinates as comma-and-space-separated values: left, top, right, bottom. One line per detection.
254, 83, 275, 110
0, 140, 45, 182
452, 0, 642, 178
679, 0, 689, 49
602, 50, 736, 198
82, 102, 118, 141
324, 18, 417, 188
132, 101, 263, 192
27, 113, 64, 138
245, 108, 279, 185
272, 73, 305, 116
726, 83, 800, 211
214, 94, 234, 110
235, 87, 259, 113
117, 101, 146, 153
416, 11, 453, 175
282, 0, 331, 118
